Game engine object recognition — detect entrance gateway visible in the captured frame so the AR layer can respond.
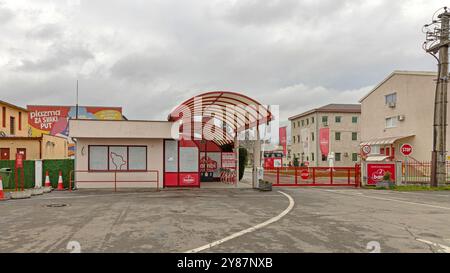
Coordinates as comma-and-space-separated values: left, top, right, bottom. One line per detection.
68, 91, 272, 190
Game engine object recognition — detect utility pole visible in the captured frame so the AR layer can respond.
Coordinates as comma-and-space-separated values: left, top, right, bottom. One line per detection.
424, 7, 450, 187
76, 80, 79, 120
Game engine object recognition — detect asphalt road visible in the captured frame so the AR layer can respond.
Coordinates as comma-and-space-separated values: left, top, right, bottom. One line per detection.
0, 187, 449, 253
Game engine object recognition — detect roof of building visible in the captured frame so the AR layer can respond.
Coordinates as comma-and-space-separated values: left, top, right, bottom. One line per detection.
359, 70, 437, 103
288, 104, 361, 120
0, 100, 29, 112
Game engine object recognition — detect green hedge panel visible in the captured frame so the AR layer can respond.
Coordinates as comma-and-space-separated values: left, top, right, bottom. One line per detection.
42, 159, 75, 189
0, 160, 35, 189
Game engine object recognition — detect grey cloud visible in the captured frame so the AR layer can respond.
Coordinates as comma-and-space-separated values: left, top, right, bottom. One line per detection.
110, 52, 179, 83
27, 24, 63, 40
0, 4, 13, 24
0, 0, 442, 122
17, 43, 94, 72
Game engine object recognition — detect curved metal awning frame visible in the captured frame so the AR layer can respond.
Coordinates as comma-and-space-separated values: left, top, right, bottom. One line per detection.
168, 91, 273, 143
179, 121, 234, 146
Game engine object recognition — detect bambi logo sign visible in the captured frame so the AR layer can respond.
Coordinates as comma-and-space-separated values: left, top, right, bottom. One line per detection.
182, 175, 195, 184
367, 163, 396, 185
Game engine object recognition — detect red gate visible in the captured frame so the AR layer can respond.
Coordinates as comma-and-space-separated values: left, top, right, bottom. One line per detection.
265, 164, 361, 187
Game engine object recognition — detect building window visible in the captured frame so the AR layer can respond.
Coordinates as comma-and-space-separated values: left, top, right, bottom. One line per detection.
293, 122, 296, 129
128, 146, 147, 170
385, 117, 397, 128
312, 117, 315, 124
322, 154, 327, 161
352, 132, 358, 141
385, 93, 397, 105
89, 145, 147, 171
109, 146, 128, 170
306, 119, 309, 125
89, 146, 108, 171
311, 132, 315, 141
322, 116, 328, 123
352, 116, 358, 123
335, 153, 341, 162
311, 153, 315, 161
301, 120, 304, 126
335, 116, 342, 123
335, 132, 341, 141
10, 116, 15, 135
352, 153, 358, 162
298, 121, 300, 127
2, 106, 5, 127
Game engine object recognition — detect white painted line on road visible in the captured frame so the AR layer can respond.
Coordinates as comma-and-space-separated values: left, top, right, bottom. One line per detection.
416, 239, 450, 253
185, 191, 295, 253
322, 189, 450, 211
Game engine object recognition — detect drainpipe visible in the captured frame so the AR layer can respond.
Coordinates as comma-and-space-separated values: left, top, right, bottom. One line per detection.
39, 138, 42, 159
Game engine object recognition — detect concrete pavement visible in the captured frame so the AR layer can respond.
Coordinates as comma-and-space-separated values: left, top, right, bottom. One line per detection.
0, 187, 449, 253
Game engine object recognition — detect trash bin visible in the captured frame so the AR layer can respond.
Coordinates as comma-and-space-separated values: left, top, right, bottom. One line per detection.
0, 168, 12, 189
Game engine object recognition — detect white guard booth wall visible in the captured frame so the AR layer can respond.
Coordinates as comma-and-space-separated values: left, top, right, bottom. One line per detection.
69, 119, 174, 189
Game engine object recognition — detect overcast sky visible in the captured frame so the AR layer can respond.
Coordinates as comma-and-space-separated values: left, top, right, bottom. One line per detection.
0, 0, 444, 122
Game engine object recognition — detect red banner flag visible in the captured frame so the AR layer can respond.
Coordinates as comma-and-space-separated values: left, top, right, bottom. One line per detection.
279, 126, 287, 156
319, 128, 330, 156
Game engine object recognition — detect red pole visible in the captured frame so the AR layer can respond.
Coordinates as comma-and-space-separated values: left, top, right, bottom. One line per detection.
313, 168, 316, 185
15, 168, 18, 192
21, 168, 24, 191
295, 168, 298, 185
277, 168, 280, 185
330, 167, 333, 185
348, 169, 351, 185
114, 171, 117, 192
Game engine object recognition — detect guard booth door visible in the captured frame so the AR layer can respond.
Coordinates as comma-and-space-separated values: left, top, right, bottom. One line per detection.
164, 139, 200, 187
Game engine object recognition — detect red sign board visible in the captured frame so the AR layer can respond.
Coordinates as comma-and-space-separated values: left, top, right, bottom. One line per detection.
222, 152, 236, 169
179, 173, 199, 186
367, 163, 396, 185
200, 156, 218, 172
400, 144, 413, 157
300, 170, 309, 180
319, 128, 330, 156
15, 153, 24, 168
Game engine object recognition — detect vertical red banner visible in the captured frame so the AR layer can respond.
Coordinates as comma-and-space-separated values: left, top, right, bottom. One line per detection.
279, 126, 287, 156
319, 128, 330, 156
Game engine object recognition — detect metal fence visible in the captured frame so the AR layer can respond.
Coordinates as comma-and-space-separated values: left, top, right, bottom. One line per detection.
264, 165, 361, 187
402, 161, 450, 185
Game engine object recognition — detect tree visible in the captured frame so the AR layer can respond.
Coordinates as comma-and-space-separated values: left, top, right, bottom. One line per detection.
293, 157, 299, 167
239, 147, 248, 181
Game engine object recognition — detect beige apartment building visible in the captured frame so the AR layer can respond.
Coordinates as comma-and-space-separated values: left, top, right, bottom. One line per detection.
359, 70, 448, 162
0, 100, 68, 160
289, 104, 361, 167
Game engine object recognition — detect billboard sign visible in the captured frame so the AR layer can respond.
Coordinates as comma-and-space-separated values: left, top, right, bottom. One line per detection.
27, 105, 122, 137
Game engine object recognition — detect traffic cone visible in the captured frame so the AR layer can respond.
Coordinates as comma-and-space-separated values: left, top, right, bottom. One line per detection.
56, 171, 64, 191
44, 171, 52, 188
0, 176, 5, 200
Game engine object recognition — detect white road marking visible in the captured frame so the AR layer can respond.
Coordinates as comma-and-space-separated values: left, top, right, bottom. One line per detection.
185, 191, 295, 253
416, 239, 450, 253
322, 189, 450, 211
